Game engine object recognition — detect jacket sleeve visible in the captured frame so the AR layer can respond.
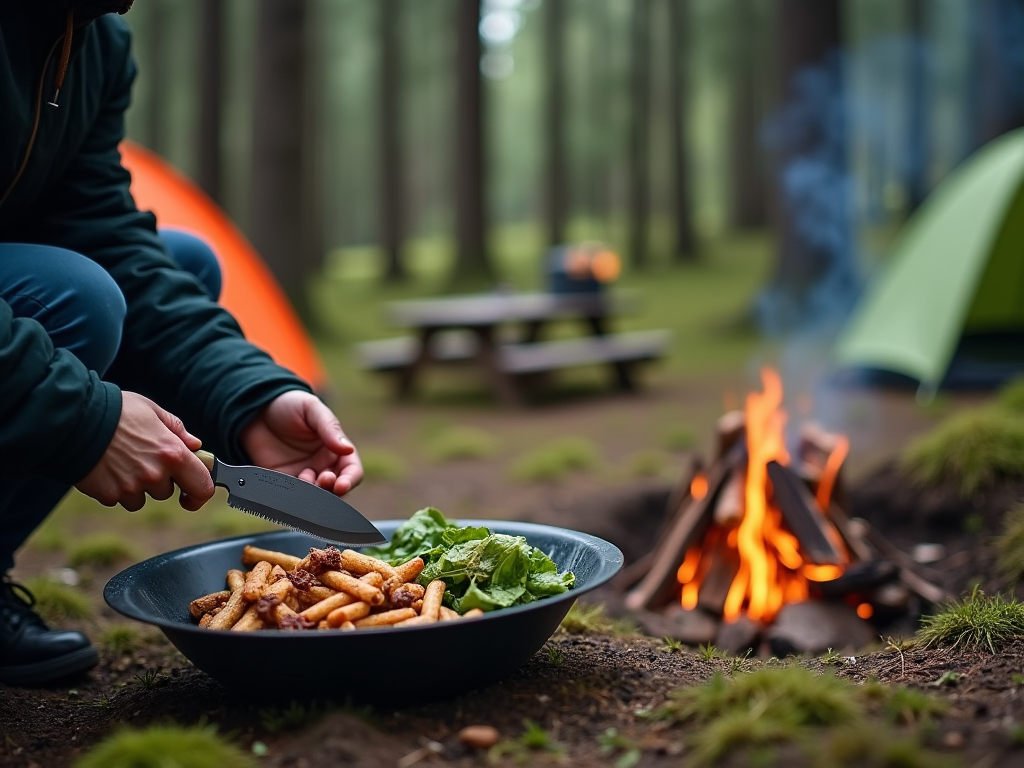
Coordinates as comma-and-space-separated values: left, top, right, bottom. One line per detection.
0, 298, 122, 483
24, 18, 311, 467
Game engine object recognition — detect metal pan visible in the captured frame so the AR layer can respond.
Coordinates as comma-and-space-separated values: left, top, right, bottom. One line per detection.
104, 520, 623, 702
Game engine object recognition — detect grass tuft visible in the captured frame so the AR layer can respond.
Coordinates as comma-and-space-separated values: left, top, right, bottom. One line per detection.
509, 436, 598, 482
900, 409, 1024, 497
73, 724, 255, 768
66, 533, 137, 568
996, 502, 1024, 582
423, 426, 499, 462
558, 602, 635, 636
917, 587, 1024, 652
98, 624, 144, 656
997, 376, 1024, 414
23, 578, 92, 622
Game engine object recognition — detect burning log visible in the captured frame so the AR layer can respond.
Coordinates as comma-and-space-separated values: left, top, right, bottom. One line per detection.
766, 461, 845, 565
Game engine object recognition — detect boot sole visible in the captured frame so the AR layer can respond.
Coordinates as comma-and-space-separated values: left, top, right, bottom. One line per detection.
0, 645, 99, 686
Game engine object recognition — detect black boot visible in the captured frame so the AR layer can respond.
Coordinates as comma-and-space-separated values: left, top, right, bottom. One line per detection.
0, 576, 98, 686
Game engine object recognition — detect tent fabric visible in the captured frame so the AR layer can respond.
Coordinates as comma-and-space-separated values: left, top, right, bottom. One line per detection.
119, 141, 328, 391
834, 128, 1024, 389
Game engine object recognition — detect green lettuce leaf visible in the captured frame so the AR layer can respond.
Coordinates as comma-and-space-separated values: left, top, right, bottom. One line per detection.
365, 508, 575, 613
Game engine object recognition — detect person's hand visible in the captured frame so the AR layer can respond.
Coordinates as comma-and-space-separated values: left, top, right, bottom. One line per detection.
75, 392, 216, 512
239, 390, 363, 496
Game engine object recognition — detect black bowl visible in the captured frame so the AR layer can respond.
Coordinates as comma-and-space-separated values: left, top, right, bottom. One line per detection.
104, 520, 622, 702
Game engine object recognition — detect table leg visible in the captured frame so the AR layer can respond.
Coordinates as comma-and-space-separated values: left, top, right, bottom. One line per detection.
585, 316, 635, 391
396, 327, 437, 399
472, 326, 524, 406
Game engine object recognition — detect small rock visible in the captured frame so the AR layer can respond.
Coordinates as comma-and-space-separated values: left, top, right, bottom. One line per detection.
765, 601, 875, 656
459, 725, 500, 750
715, 615, 764, 656
912, 543, 945, 564
941, 731, 966, 750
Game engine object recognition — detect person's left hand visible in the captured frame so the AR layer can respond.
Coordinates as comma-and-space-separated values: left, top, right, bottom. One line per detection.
238, 390, 363, 496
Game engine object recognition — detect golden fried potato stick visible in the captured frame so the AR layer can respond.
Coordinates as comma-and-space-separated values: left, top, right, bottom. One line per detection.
463, 608, 485, 618
352, 607, 417, 628
207, 583, 248, 630
340, 549, 398, 582
198, 612, 217, 628
318, 570, 385, 606
255, 593, 315, 630
339, 621, 357, 631
189, 590, 230, 619
361, 571, 384, 589
298, 591, 357, 623
439, 606, 460, 621
393, 615, 430, 628
242, 561, 273, 602
295, 585, 337, 608
419, 579, 446, 623
226, 569, 246, 592
230, 578, 294, 632
325, 601, 372, 627
241, 544, 300, 571
269, 564, 288, 583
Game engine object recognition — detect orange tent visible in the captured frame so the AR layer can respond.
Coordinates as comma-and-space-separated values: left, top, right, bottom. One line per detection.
119, 140, 328, 390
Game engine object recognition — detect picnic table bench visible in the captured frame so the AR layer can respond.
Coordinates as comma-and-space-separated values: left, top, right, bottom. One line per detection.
355, 290, 671, 405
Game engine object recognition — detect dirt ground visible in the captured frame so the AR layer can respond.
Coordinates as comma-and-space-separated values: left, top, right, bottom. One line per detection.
3, 371, 1023, 767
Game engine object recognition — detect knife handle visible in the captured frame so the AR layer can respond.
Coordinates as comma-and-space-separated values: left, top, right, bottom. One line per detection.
195, 450, 216, 472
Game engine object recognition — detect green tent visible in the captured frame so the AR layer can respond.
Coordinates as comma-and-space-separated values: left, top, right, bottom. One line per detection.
834, 127, 1024, 393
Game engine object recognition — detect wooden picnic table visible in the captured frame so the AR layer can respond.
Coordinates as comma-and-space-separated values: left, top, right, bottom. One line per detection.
356, 289, 670, 405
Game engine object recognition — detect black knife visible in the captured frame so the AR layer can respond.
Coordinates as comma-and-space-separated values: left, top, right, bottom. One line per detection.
196, 450, 386, 546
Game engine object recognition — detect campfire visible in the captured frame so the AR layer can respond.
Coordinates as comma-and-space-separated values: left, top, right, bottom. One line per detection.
621, 368, 950, 656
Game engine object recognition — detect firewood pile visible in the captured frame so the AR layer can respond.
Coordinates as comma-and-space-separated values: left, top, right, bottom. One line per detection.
615, 371, 951, 656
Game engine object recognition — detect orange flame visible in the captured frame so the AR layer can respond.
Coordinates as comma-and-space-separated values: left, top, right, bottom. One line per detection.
678, 368, 851, 623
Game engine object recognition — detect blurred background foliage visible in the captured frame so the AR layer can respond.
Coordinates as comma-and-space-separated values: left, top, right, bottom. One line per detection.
120, 0, 1024, 333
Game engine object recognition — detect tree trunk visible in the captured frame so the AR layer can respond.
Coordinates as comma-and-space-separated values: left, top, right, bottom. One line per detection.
249, 0, 313, 303
380, 0, 407, 282
451, 0, 491, 287
904, 0, 929, 212
667, 0, 697, 261
545, 0, 568, 247
729, 0, 767, 230
197, 0, 225, 203
764, 0, 852, 333
628, 0, 651, 270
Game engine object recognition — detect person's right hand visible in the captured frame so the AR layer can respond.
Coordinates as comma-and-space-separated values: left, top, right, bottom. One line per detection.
74, 392, 216, 512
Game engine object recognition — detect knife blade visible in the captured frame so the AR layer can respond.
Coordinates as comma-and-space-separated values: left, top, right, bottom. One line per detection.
196, 450, 386, 546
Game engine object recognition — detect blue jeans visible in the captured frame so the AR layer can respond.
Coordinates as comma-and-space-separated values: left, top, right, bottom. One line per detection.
0, 231, 222, 572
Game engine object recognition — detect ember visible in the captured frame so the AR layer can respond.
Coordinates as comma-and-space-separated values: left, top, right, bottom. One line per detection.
623, 367, 950, 655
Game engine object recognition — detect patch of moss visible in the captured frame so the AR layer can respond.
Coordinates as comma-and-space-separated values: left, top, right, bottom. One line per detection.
625, 449, 668, 478
23, 578, 92, 622
423, 425, 499, 462
359, 447, 408, 483
509, 436, 598, 482
996, 503, 1024, 582
917, 587, 1024, 652
997, 376, 1024, 413
900, 409, 1024, 497
98, 624, 144, 656
558, 601, 636, 636
73, 724, 255, 768
659, 667, 950, 767
67, 533, 137, 568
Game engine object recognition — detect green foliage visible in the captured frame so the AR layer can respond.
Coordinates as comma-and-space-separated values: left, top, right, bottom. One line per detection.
509, 436, 598, 482
663, 426, 697, 452
697, 643, 724, 661
23, 578, 92, 622
358, 447, 408, 483
423, 425, 499, 462
900, 409, 1024, 497
67, 533, 137, 568
73, 724, 256, 768
544, 643, 565, 666
558, 601, 635, 636
917, 587, 1024, 652
996, 503, 1024, 581
597, 728, 641, 768
820, 725, 957, 768
624, 449, 667, 478
861, 680, 949, 725
659, 637, 685, 652
996, 376, 1024, 413
99, 624, 143, 656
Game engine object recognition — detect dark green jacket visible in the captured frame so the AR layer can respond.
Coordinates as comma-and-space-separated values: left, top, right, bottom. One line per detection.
0, 3, 311, 484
